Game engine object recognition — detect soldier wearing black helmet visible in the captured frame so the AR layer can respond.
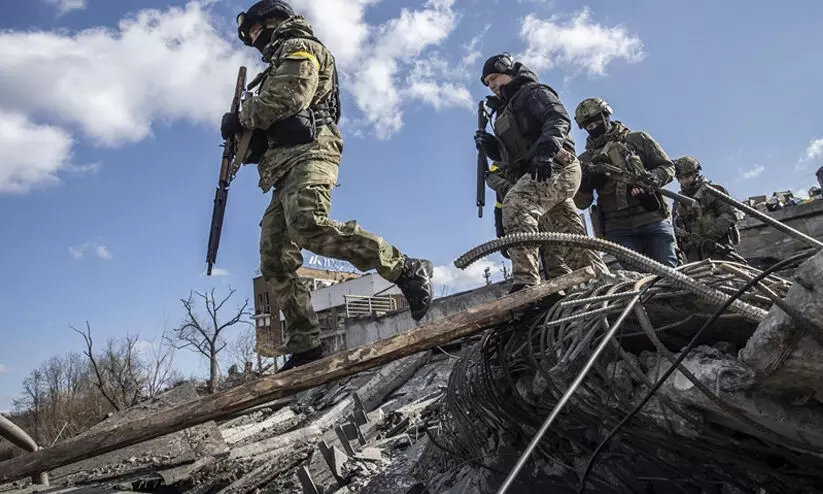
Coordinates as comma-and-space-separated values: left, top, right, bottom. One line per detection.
474, 53, 609, 293
573, 97, 679, 268
672, 157, 744, 263
222, 1, 434, 372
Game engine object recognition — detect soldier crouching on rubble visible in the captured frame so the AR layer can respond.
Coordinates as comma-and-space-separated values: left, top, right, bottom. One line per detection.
474, 53, 609, 293
222, 0, 434, 372
573, 97, 679, 269
672, 157, 745, 263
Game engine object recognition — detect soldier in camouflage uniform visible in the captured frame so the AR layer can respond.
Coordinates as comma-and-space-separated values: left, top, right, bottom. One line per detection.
672, 157, 744, 263
222, 0, 434, 371
486, 160, 584, 279
573, 97, 679, 269
475, 54, 608, 292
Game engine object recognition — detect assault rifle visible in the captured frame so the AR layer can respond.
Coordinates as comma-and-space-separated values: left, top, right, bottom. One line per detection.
476, 100, 490, 218
206, 66, 254, 276
587, 152, 698, 208
674, 227, 747, 264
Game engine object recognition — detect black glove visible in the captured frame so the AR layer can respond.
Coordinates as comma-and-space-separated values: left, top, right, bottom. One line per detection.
221, 112, 242, 140
529, 157, 553, 183
474, 130, 493, 151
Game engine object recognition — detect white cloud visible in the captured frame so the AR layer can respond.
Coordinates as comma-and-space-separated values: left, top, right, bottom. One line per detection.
209, 267, 230, 276
0, 364, 7, 373
69, 239, 112, 260
44, 0, 87, 16
0, 110, 74, 193
0, 0, 470, 193
741, 164, 765, 180
343, 0, 462, 137
433, 258, 508, 297
803, 137, 823, 161
518, 7, 644, 75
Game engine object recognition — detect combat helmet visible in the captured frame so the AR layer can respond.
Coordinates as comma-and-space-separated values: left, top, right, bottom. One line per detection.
574, 97, 612, 129
237, 0, 295, 47
674, 156, 702, 179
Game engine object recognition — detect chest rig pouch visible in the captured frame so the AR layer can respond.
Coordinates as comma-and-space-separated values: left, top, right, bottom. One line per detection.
599, 139, 661, 214
246, 33, 342, 158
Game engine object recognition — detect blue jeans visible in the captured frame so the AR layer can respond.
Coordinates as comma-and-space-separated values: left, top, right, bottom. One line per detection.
605, 219, 678, 269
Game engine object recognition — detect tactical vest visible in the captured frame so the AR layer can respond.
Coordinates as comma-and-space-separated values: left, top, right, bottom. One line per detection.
492, 82, 560, 169
245, 32, 342, 162
676, 181, 740, 244
589, 128, 670, 220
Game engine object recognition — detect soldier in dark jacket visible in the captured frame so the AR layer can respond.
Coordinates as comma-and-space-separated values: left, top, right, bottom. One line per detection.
475, 54, 608, 292
672, 157, 744, 263
573, 97, 678, 268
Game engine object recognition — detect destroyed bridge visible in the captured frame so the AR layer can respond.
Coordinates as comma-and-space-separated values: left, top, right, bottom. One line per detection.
2, 197, 823, 494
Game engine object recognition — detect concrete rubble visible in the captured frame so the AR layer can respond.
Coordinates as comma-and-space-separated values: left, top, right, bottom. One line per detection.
2, 252, 823, 493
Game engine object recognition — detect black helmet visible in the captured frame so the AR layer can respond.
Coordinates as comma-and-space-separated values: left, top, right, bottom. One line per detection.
481, 53, 514, 85
237, 0, 295, 46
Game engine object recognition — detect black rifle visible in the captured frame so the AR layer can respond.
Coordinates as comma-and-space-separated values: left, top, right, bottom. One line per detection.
587, 151, 698, 208
674, 227, 747, 264
206, 66, 254, 276
476, 100, 490, 218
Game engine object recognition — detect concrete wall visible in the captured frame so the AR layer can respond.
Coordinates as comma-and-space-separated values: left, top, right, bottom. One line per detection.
736, 199, 823, 262
310, 273, 402, 313
343, 281, 510, 349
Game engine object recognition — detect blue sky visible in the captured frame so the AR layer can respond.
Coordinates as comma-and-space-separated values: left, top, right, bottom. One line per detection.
1, 0, 822, 411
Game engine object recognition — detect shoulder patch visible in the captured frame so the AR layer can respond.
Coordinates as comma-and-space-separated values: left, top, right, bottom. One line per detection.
284, 50, 320, 71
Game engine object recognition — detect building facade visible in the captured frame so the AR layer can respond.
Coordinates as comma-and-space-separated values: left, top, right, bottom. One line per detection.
252, 266, 407, 357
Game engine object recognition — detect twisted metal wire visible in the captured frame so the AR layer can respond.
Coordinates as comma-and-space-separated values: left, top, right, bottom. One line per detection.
428, 257, 823, 493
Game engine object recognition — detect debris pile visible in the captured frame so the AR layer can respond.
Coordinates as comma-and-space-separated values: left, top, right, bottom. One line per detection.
3, 251, 823, 494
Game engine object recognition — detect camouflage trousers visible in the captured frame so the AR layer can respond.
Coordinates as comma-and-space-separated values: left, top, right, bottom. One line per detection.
502, 161, 609, 286
259, 161, 405, 354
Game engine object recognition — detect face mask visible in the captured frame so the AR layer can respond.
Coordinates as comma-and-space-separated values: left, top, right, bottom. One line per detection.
253, 27, 275, 53
587, 120, 607, 138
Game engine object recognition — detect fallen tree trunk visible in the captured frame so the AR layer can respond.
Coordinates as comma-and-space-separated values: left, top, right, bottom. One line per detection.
0, 268, 593, 483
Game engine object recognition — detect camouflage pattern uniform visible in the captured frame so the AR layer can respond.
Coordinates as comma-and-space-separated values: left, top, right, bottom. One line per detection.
573, 98, 678, 268
478, 60, 608, 288
486, 162, 580, 278
238, 14, 431, 356
672, 157, 742, 263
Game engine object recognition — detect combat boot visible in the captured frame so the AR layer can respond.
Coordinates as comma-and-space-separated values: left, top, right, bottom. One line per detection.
395, 257, 434, 321
277, 345, 324, 373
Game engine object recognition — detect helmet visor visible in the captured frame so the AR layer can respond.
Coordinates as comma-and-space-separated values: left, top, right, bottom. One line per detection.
236, 12, 254, 46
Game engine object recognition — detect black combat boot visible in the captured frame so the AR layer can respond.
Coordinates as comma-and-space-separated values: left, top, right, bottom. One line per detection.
277, 345, 324, 373
395, 257, 434, 321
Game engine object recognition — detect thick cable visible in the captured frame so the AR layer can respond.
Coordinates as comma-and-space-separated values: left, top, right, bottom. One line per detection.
454, 233, 767, 322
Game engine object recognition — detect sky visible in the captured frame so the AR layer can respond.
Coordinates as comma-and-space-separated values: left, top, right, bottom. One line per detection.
1, 0, 822, 411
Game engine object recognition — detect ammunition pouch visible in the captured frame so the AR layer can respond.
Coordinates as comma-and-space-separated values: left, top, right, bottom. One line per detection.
267, 102, 336, 147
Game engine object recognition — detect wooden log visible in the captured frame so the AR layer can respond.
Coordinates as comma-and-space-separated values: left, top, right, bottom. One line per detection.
0, 268, 592, 482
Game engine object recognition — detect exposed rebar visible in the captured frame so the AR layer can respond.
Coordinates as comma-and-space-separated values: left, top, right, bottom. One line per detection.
454, 232, 767, 322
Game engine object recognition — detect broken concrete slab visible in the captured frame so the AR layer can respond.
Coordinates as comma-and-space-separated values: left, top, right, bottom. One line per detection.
739, 249, 823, 397
48, 383, 228, 484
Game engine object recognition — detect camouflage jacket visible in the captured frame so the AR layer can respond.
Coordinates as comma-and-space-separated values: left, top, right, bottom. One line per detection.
574, 121, 675, 229
240, 16, 342, 193
672, 177, 739, 244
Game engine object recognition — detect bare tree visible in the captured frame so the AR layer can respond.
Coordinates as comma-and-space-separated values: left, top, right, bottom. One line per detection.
72, 322, 141, 411
144, 330, 183, 398
228, 325, 258, 373
168, 287, 252, 394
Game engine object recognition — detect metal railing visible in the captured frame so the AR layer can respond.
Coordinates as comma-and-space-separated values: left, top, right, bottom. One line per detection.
344, 295, 397, 318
